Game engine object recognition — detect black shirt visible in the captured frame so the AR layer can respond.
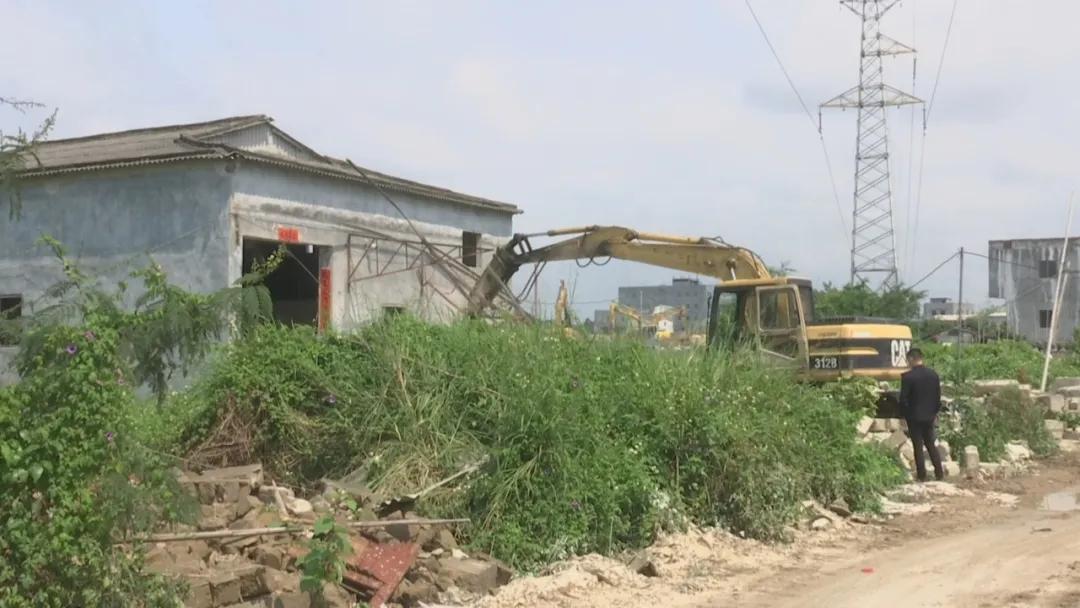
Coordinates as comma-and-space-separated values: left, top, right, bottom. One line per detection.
900, 365, 942, 422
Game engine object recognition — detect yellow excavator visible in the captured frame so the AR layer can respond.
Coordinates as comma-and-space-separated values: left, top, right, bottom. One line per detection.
466, 225, 913, 382
608, 301, 645, 335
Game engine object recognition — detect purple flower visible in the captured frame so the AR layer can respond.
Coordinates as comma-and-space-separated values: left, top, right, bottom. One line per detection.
65, 344, 78, 356
105, 431, 115, 443
325, 394, 337, 405
84, 330, 96, 341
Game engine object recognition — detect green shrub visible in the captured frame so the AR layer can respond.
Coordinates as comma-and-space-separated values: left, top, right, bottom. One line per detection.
921, 340, 1080, 385
176, 318, 904, 570
941, 387, 1057, 463
0, 317, 193, 607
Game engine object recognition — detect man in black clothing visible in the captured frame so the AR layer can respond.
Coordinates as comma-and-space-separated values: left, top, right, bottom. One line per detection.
899, 348, 945, 481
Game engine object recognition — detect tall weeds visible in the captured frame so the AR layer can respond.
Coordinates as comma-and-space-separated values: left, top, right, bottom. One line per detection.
164, 318, 903, 570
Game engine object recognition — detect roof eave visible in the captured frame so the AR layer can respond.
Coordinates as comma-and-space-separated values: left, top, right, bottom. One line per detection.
14, 149, 521, 215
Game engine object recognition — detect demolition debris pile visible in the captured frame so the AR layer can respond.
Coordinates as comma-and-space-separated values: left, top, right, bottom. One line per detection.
145, 462, 510, 607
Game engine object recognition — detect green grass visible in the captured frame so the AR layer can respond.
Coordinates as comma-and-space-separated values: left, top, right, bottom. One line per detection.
148, 318, 904, 570
921, 340, 1080, 385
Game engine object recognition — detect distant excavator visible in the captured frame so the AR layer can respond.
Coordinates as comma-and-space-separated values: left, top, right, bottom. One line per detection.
467, 225, 913, 382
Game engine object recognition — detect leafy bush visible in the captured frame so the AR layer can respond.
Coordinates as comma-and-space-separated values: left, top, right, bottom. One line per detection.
0, 243, 268, 605
297, 516, 353, 595
941, 387, 1057, 463
0, 317, 194, 606
176, 319, 904, 570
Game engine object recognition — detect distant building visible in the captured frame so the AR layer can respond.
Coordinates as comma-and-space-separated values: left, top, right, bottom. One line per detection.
922, 297, 975, 318
989, 237, 1079, 345
594, 277, 711, 333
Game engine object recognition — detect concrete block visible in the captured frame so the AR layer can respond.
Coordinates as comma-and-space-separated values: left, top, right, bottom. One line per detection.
1004, 441, 1032, 464
1064, 429, 1080, 441
229, 507, 260, 531
857, 416, 875, 436
1038, 393, 1066, 413
869, 418, 890, 433
210, 572, 242, 606
254, 545, 287, 571
963, 445, 980, 471
270, 592, 311, 608
437, 558, 498, 595
943, 461, 961, 479
1069, 398, 1080, 412
216, 481, 241, 504
257, 485, 294, 506
886, 418, 907, 432
899, 439, 914, 462
937, 440, 952, 462
1051, 377, 1080, 392
882, 430, 909, 451
1046, 419, 1066, 439
972, 379, 1019, 397
1058, 386, 1080, 399
284, 497, 313, 517
231, 563, 267, 599
261, 568, 301, 594
183, 579, 213, 608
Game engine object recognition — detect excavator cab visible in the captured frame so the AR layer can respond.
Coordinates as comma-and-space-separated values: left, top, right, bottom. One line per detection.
707, 279, 811, 368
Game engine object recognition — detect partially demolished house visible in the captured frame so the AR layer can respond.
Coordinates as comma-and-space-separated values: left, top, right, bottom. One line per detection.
0, 115, 518, 333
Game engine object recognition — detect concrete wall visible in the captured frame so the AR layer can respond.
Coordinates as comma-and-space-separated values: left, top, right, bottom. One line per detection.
229, 195, 505, 330
230, 162, 513, 237
989, 239, 1080, 345
0, 161, 234, 309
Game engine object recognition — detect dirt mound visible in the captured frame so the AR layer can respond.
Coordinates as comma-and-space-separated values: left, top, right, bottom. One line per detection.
468, 528, 798, 608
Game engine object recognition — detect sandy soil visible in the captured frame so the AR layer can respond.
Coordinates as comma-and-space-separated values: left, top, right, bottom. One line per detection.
447, 449, 1080, 608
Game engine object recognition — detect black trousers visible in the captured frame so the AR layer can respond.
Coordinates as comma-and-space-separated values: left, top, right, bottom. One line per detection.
907, 419, 944, 481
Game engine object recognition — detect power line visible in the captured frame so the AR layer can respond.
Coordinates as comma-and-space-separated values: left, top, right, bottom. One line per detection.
911, 0, 959, 271
925, 0, 960, 124
909, 128, 928, 272
743, 0, 815, 128
910, 250, 958, 289
742, 0, 849, 238
902, 0, 918, 273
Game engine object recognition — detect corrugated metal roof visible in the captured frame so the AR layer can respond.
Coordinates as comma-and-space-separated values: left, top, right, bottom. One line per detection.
19, 115, 519, 214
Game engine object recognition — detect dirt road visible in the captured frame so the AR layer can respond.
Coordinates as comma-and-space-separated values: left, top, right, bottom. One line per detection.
470, 451, 1080, 608
737, 490, 1080, 606
728, 452, 1080, 608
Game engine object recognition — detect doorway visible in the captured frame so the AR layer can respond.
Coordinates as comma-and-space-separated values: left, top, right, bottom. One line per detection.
242, 238, 322, 325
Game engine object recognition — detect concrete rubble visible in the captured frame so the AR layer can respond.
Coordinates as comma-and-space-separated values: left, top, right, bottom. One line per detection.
147, 463, 513, 608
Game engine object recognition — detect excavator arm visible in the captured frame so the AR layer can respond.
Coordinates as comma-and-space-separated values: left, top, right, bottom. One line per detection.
608, 301, 644, 333
466, 226, 773, 315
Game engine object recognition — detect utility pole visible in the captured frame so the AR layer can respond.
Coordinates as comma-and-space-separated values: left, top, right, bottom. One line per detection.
821, 0, 924, 288
1041, 199, 1076, 391
957, 247, 964, 357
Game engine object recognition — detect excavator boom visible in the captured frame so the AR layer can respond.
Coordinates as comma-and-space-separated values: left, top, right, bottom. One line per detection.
466, 226, 771, 315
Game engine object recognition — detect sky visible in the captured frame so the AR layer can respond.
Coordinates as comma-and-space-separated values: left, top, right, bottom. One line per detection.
2, 0, 1078, 318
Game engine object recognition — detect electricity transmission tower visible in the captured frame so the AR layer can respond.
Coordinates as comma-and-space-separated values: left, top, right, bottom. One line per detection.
821, 0, 923, 287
